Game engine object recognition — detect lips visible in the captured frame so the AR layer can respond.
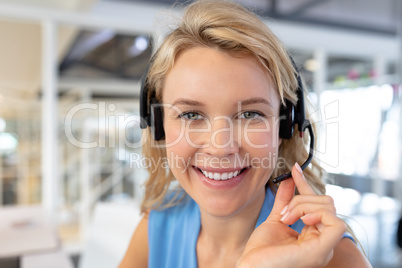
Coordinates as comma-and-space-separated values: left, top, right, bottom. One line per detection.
194, 166, 249, 181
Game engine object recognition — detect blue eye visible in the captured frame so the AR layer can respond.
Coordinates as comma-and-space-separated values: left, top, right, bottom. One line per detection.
239, 111, 262, 119
179, 112, 203, 120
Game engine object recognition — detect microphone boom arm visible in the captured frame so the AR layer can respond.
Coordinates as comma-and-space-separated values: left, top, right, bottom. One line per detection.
273, 121, 314, 184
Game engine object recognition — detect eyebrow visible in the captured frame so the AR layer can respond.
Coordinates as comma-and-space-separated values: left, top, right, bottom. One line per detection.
171, 98, 205, 107
239, 97, 272, 107
171, 97, 272, 108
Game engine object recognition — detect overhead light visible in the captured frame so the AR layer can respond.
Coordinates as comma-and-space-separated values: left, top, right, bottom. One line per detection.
128, 36, 149, 57
135, 36, 149, 51
0, 132, 18, 152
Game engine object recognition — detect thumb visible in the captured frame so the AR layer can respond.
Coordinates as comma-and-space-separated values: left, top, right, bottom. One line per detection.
269, 178, 295, 221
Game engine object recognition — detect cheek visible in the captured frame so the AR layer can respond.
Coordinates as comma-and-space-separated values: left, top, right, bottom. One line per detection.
241, 126, 280, 152
241, 129, 280, 171
241, 116, 280, 149
165, 125, 195, 175
164, 122, 184, 147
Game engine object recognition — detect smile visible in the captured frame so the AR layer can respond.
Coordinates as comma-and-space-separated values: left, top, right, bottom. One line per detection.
195, 167, 249, 181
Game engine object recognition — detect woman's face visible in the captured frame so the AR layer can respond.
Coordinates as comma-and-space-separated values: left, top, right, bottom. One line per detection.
162, 47, 281, 218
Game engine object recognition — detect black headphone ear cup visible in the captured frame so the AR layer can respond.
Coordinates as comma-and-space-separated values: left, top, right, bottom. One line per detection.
397, 216, 402, 248
139, 78, 150, 129
279, 99, 294, 139
151, 102, 165, 141
139, 65, 166, 141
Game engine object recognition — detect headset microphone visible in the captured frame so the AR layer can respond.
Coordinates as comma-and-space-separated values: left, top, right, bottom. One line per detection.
272, 123, 314, 183
272, 58, 314, 183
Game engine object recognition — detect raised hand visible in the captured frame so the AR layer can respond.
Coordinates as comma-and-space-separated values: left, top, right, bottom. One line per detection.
237, 163, 346, 268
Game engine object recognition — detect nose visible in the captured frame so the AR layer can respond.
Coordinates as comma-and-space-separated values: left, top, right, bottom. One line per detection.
204, 116, 239, 157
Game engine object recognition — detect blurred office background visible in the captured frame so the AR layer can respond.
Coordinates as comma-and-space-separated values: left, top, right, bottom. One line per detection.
0, 0, 401, 267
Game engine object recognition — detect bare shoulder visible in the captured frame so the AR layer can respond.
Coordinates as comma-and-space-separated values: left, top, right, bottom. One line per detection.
118, 213, 149, 268
326, 238, 372, 267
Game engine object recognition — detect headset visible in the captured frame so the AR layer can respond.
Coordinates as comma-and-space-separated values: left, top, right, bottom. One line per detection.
139, 56, 314, 184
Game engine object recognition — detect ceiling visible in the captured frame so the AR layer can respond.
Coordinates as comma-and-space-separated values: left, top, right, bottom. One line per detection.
117, 0, 400, 35
61, 0, 400, 89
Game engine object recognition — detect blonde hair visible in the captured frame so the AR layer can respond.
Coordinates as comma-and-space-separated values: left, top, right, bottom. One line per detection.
140, 0, 325, 212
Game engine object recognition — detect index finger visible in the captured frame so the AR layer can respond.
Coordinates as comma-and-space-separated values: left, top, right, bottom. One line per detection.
292, 163, 315, 196
268, 177, 295, 221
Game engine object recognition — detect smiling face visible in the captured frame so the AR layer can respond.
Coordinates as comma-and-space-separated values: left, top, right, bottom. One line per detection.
162, 47, 282, 218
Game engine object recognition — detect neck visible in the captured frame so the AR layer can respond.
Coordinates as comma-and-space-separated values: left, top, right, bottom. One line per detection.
197, 190, 265, 251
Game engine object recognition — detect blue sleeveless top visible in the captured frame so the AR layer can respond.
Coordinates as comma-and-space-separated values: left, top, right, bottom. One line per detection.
148, 187, 304, 268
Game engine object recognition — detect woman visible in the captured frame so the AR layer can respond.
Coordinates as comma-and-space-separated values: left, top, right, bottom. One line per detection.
120, 1, 371, 267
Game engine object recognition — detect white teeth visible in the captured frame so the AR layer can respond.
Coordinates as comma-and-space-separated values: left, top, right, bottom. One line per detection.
199, 168, 243, 181
221, 173, 228, 180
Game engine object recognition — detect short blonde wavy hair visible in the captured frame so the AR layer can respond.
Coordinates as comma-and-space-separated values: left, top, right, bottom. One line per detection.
140, 0, 325, 212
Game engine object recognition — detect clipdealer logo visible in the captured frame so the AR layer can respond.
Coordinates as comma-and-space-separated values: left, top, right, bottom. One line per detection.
63, 102, 281, 150
63, 100, 340, 168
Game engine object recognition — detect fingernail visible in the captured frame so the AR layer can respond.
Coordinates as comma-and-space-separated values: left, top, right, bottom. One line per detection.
295, 162, 303, 174
301, 213, 310, 220
280, 211, 289, 222
280, 205, 288, 215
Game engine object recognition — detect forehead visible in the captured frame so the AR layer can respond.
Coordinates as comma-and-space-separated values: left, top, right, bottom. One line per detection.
163, 47, 279, 108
